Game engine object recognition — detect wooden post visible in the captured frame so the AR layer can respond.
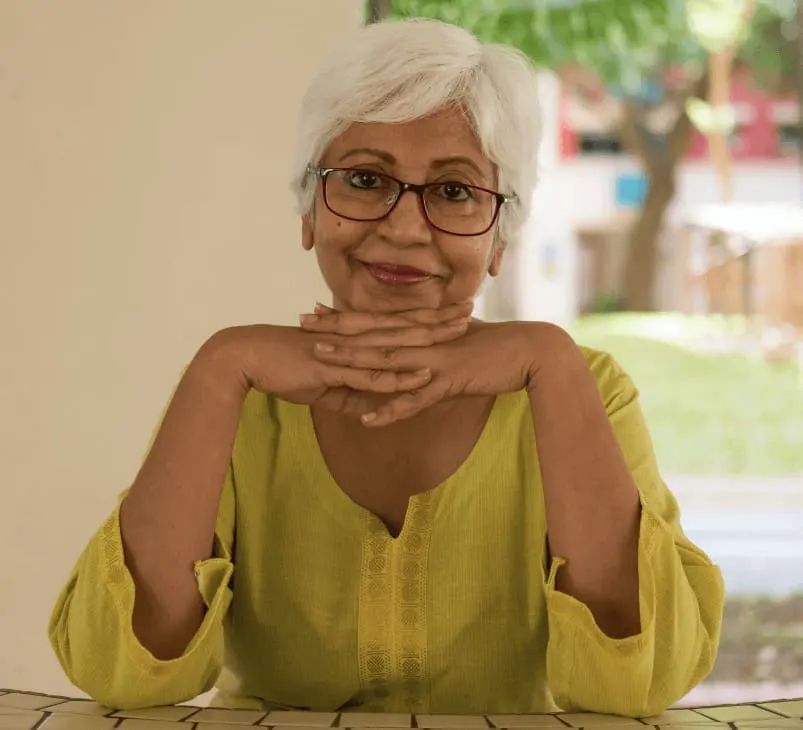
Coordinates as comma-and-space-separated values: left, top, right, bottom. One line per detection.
706, 0, 756, 202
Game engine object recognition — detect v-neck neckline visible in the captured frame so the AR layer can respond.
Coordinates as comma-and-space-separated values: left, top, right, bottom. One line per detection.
296, 395, 504, 539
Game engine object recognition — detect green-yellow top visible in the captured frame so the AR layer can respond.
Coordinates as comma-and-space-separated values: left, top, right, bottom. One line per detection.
49, 348, 724, 717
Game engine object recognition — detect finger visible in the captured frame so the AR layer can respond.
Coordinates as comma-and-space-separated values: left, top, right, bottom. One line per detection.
393, 301, 474, 325
318, 363, 432, 394
301, 310, 414, 335
361, 385, 444, 427
315, 386, 375, 418
312, 301, 473, 322
300, 302, 473, 335
324, 320, 467, 348
312, 342, 421, 372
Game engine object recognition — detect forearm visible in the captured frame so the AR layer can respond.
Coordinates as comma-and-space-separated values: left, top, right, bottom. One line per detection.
528, 338, 641, 638
121, 332, 246, 659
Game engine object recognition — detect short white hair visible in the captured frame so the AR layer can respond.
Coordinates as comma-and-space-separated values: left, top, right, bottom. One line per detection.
290, 18, 542, 250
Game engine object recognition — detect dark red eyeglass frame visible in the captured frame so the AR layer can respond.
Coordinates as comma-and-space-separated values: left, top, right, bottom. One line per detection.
307, 166, 517, 237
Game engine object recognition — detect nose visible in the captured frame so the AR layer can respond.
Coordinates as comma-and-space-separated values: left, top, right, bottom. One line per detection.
377, 188, 433, 245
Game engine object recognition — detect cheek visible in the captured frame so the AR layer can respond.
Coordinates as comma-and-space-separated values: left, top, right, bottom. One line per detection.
313, 217, 368, 268
449, 237, 496, 274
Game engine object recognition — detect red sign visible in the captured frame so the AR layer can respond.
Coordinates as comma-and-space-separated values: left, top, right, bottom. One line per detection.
559, 68, 798, 162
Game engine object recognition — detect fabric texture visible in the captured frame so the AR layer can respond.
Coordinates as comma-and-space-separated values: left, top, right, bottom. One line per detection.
49, 347, 725, 716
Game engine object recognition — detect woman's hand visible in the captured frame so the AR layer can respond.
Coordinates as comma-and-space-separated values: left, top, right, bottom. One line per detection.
302, 315, 575, 426
203, 302, 474, 413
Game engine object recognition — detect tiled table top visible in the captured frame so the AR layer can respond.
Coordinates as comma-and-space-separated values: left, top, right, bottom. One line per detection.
0, 690, 801, 730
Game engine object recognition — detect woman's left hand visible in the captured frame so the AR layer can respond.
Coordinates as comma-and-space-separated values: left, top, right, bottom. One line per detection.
302, 312, 575, 427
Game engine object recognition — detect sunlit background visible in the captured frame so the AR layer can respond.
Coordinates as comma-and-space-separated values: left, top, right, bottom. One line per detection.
371, 0, 803, 707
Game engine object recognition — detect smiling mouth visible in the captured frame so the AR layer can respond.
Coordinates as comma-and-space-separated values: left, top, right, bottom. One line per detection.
360, 261, 436, 287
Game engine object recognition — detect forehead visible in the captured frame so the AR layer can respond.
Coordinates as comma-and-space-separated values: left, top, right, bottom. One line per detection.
324, 107, 494, 178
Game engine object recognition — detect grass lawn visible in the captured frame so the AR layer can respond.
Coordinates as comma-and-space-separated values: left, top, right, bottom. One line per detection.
568, 313, 803, 475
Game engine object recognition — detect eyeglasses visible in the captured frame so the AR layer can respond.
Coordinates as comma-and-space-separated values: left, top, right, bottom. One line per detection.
307, 167, 516, 237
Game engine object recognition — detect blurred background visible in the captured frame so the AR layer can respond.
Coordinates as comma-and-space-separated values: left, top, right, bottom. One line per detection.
370, 0, 803, 706
0, 0, 800, 709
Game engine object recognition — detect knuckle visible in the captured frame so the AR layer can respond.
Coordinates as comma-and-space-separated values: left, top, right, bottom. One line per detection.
381, 347, 398, 362
329, 346, 349, 364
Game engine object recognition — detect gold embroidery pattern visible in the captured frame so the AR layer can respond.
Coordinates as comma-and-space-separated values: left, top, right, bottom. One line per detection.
357, 495, 433, 713
358, 517, 393, 711
395, 494, 432, 713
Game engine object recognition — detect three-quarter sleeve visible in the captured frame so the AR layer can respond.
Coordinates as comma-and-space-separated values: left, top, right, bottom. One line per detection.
48, 372, 237, 710
544, 350, 725, 718
48, 473, 235, 710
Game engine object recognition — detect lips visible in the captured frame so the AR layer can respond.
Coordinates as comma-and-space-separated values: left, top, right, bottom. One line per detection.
360, 261, 437, 287
365, 262, 433, 277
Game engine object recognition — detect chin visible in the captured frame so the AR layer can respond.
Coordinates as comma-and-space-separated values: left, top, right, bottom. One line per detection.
355, 292, 446, 313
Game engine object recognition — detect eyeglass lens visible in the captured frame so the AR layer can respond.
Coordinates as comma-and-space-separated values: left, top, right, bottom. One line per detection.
323, 169, 499, 236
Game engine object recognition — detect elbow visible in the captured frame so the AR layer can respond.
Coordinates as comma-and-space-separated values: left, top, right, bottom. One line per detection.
554, 687, 667, 720
633, 633, 721, 719
52, 641, 131, 711
69, 661, 208, 711
49, 613, 208, 711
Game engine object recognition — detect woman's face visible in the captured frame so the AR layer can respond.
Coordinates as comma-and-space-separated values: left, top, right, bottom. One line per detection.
302, 106, 505, 313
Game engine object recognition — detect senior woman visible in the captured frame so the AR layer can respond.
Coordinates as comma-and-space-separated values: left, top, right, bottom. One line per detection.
50, 18, 724, 718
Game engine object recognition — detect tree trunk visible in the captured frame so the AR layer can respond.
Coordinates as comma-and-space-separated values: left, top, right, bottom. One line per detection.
621, 169, 676, 311
366, 0, 392, 23
797, 0, 803, 179
617, 78, 704, 311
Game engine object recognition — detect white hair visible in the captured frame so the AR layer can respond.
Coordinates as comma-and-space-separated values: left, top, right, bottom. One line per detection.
290, 18, 542, 251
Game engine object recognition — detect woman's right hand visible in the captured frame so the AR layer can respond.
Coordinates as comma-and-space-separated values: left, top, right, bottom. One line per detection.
197, 301, 473, 414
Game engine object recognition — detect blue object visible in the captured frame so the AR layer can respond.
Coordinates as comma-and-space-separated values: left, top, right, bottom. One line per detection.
608, 81, 664, 105
615, 172, 649, 208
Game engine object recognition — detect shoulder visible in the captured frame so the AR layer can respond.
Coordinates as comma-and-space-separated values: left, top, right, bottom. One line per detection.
576, 345, 639, 410
236, 388, 300, 440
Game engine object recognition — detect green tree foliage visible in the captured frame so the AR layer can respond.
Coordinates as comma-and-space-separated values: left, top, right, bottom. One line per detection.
381, 0, 797, 310
388, 0, 795, 94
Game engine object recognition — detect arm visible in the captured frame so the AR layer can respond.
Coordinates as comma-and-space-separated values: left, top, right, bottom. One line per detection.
120, 339, 247, 659
49, 336, 244, 708
530, 337, 724, 717
530, 337, 642, 639
48, 476, 235, 709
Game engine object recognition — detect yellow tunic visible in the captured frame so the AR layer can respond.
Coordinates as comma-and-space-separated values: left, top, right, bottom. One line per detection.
49, 348, 725, 717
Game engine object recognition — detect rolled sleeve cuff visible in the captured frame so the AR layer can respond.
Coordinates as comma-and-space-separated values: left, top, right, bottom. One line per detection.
543, 508, 666, 715
100, 505, 234, 670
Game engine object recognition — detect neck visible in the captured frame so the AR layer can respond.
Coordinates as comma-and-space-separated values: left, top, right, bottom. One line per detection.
313, 393, 492, 446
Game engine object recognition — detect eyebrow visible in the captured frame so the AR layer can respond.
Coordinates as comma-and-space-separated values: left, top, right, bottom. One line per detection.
338, 147, 396, 165
430, 155, 487, 180
337, 148, 489, 180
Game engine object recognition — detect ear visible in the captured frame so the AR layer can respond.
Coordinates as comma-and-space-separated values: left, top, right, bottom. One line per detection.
487, 242, 505, 277
301, 215, 315, 251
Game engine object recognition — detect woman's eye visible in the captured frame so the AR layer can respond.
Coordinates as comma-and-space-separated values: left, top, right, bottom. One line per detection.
346, 171, 382, 189
436, 183, 471, 201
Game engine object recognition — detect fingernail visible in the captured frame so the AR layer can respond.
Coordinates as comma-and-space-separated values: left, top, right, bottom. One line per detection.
299, 314, 318, 325
315, 342, 334, 352
361, 412, 377, 424
314, 303, 327, 314
416, 368, 431, 377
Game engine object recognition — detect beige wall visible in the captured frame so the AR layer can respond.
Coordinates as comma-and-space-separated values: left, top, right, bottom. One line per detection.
0, 0, 363, 694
